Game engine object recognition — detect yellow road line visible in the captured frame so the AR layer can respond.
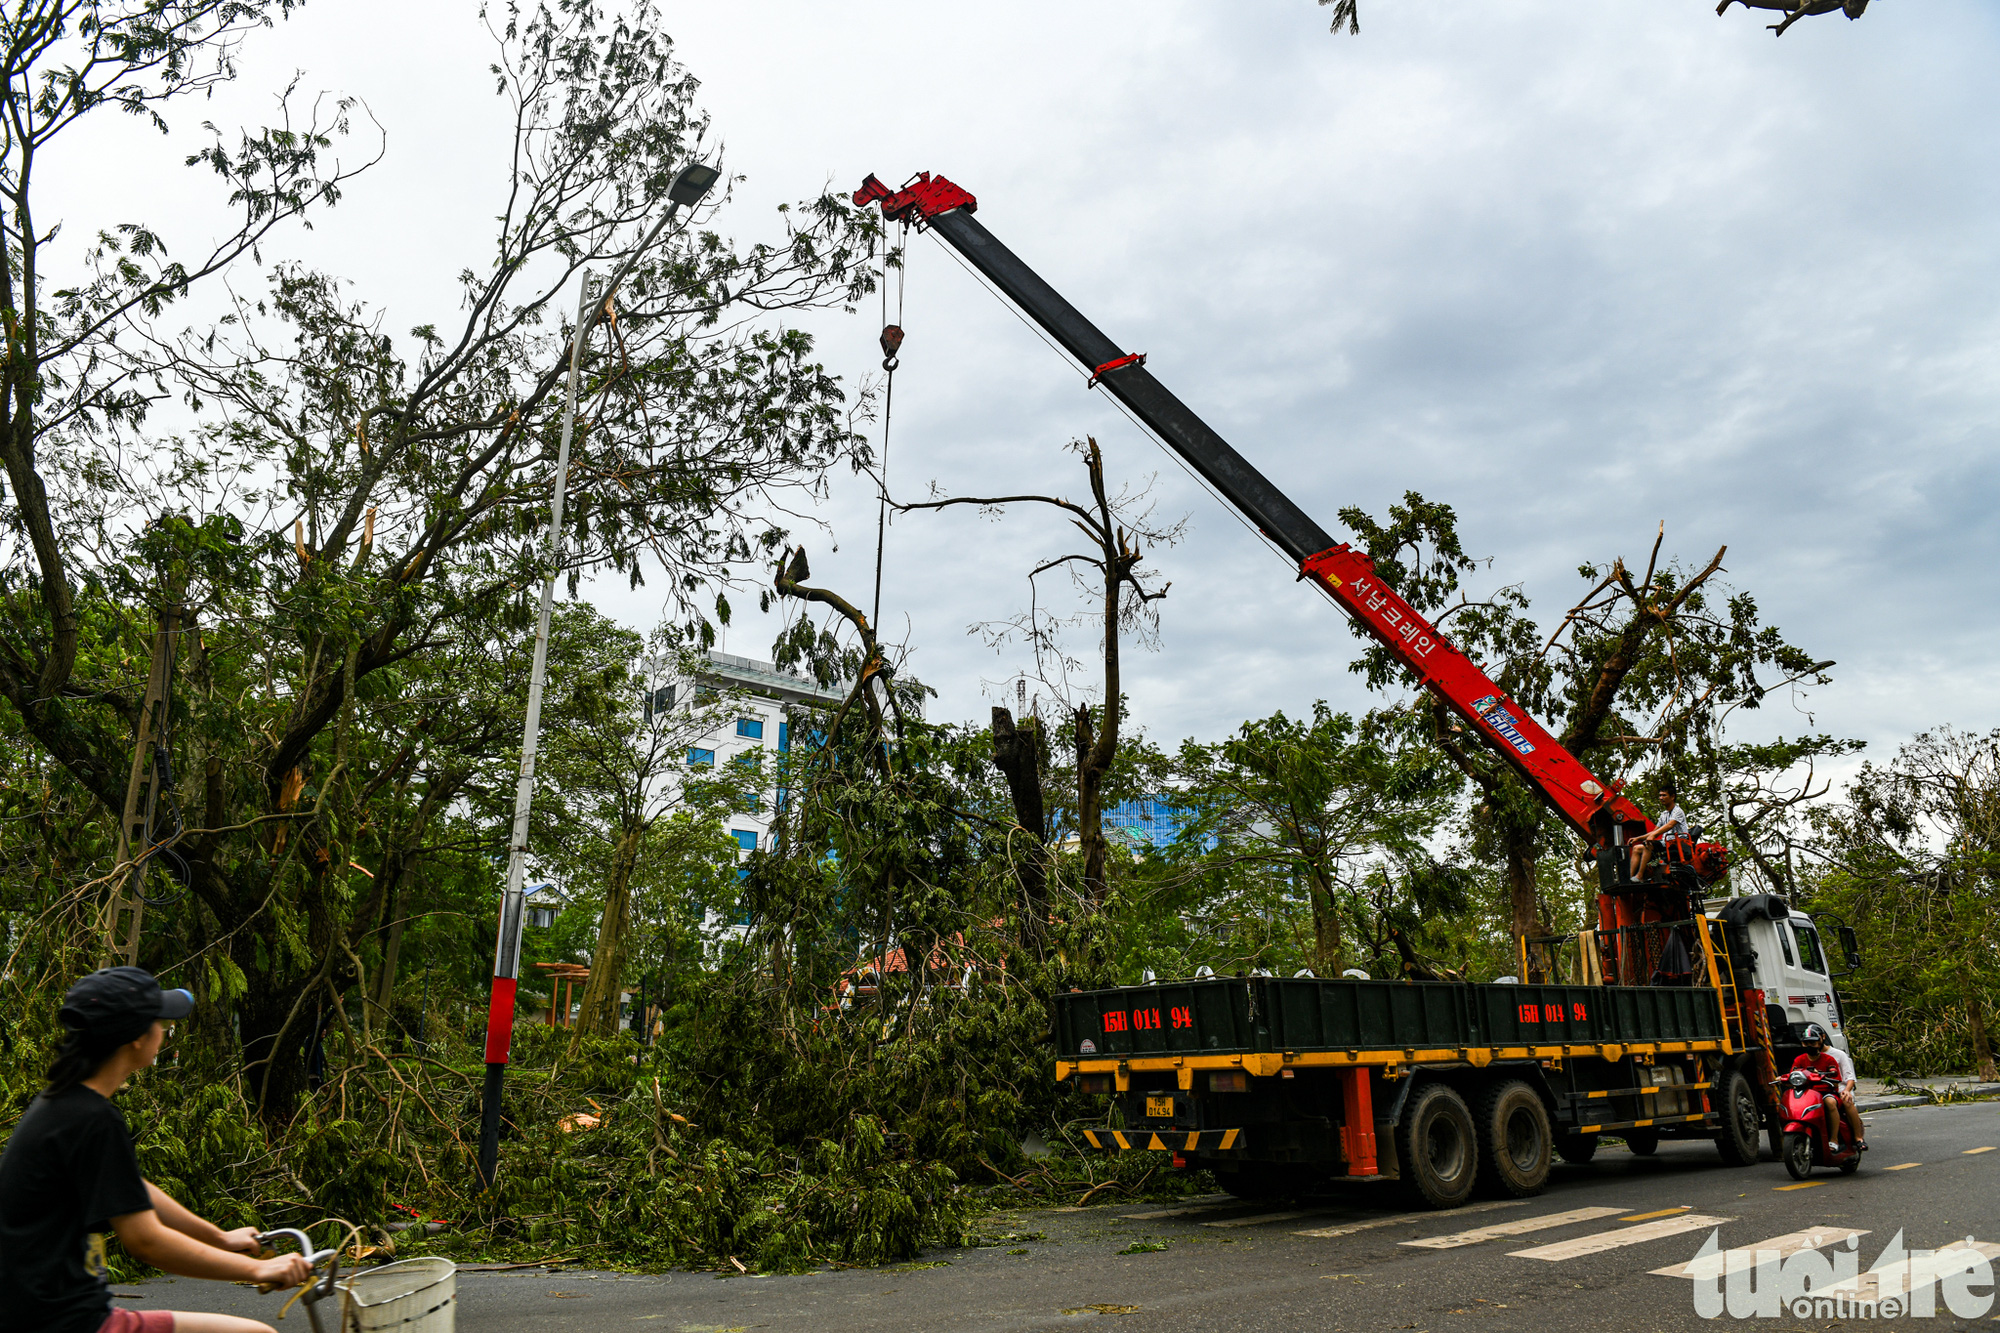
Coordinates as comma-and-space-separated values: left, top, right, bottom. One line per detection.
1619, 1207, 1692, 1222
1774, 1181, 1825, 1191
1963, 1146, 1996, 1155
1884, 1162, 1923, 1171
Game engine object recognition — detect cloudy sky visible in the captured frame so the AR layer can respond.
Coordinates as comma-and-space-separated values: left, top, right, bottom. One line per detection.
65, 0, 2000, 774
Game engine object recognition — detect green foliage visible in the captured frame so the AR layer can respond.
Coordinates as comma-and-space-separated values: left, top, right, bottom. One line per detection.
0, 0, 881, 1122
1338, 491, 1841, 942
1173, 702, 1461, 972
1801, 727, 2000, 1077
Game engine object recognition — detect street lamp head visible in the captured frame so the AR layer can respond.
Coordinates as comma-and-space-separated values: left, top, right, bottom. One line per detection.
668, 161, 721, 207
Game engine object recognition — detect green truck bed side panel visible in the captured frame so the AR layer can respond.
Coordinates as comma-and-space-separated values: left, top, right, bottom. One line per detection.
1055, 977, 1725, 1061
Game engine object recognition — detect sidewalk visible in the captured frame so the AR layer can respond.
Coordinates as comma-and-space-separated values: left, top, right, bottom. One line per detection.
1852, 1074, 2000, 1112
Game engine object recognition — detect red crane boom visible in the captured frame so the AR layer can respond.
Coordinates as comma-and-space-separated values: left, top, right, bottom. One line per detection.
854, 170, 1650, 849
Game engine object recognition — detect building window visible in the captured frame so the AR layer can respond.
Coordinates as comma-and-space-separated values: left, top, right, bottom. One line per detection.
528, 906, 557, 929
736, 717, 764, 739
687, 747, 715, 768
732, 829, 759, 852
778, 721, 790, 753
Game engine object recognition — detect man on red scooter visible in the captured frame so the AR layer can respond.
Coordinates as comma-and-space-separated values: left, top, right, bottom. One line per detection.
1791, 1023, 1866, 1152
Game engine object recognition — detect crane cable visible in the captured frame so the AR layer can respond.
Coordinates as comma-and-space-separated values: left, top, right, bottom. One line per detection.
917, 228, 1358, 629
871, 219, 908, 633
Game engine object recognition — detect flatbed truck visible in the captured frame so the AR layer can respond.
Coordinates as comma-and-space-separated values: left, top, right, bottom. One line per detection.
851, 170, 1862, 1205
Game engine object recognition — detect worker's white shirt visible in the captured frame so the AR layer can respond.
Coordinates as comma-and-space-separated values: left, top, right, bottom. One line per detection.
1829, 1045, 1857, 1088
1655, 804, 1690, 839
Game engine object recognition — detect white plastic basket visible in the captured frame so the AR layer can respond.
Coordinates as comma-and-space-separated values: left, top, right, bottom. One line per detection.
336, 1257, 456, 1333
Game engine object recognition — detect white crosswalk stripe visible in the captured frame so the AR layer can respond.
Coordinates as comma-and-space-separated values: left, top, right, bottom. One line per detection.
1651, 1226, 1868, 1279
1203, 1209, 1328, 1228
1820, 1240, 2000, 1302
1121, 1200, 1249, 1221
1509, 1213, 1733, 1261
1293, 1200, 1528, 1240
1403, 1206, 1632, 1249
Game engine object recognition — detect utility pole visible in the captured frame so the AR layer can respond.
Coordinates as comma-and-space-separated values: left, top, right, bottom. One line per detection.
478, 161, 720, 1191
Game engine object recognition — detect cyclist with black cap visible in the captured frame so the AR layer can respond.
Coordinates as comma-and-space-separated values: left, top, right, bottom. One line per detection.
0, 967, 311, 1333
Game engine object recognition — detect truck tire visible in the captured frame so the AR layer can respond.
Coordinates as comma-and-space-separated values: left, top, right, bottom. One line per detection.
1711, 1068, 1761, 1167
1624, 1127, 1661, 1155
1396, 1083, 1479, 1209
1556, 1132, 1600, 1165
1474, 1080, 1552, 1198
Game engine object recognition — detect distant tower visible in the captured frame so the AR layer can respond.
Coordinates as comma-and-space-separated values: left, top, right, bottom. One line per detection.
1017, 677, 1027, 718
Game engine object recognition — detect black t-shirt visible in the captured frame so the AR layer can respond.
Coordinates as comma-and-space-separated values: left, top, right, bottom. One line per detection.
0, 1085, 152, 1333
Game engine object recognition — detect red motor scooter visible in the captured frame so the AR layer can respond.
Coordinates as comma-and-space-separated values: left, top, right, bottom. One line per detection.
1776, 1067, 1861, 1180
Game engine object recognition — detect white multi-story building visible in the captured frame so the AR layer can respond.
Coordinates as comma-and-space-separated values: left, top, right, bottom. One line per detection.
672, 649, 844, 868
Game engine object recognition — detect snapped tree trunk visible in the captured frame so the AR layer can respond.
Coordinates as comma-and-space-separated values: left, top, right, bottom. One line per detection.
1967, 978, 1998, 1082
367, 853, 413, 1035
1075, 704, 1110, 906
990, 706, 1051, 942
575, 821, 645, 1039
1307, 865, 1343, 973
1504, 835, 1543, 980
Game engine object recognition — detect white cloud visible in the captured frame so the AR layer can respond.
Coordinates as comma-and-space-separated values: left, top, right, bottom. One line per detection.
64, 0, 2000, 770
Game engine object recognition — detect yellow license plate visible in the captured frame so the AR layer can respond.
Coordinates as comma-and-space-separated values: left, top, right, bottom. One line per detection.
1146, 1096, 1175, 1118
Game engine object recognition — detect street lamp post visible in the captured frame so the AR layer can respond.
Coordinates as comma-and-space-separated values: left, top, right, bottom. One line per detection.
477, 161, 720, 1191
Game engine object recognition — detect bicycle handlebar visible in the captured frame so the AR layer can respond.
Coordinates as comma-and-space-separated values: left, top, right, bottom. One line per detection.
253, 1228, 340, 1296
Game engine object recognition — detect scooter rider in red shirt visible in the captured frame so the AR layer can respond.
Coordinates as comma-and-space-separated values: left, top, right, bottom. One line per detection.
1791, 1023, 1866, 1152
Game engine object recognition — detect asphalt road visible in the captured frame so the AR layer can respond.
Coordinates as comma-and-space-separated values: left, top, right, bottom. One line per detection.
129, 1099, 2000, 1332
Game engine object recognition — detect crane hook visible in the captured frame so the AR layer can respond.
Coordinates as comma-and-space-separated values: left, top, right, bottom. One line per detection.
880, 324, 904, 372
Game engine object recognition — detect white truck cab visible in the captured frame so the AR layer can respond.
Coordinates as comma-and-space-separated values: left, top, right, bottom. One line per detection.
1706, 894, 1858, 1056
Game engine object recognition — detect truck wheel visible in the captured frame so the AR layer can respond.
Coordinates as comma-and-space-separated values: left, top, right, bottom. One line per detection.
1624, 1127, 1661, 1155
1474, 1080, 1551, 1197
1556, 1133, 1599, 1165
1396, 1083, 1479, 1209
1782, 1132, 1813, 1180
1711, 1069, 1761, 1167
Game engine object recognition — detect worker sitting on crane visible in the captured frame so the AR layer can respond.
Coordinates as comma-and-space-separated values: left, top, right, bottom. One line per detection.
1792, 1023, 1867, 1152
0, 967, 312, 1333
1629, 782, 1689, 882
